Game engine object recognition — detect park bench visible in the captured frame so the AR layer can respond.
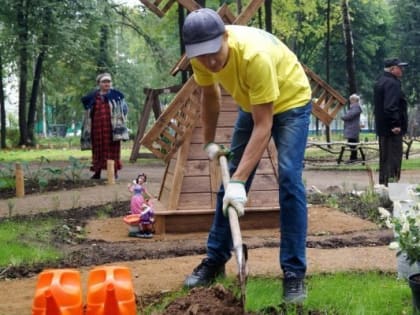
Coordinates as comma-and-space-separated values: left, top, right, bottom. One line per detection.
307, 137, 416, 165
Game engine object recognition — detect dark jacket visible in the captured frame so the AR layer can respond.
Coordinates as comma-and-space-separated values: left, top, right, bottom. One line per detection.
81, 89, 127, 115
341, 103, 362, 139
373, 72, 407, 136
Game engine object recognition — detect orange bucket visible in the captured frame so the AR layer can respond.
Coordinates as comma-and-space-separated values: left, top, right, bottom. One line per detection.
123, 215, 141, 235
123, 214, 140, 226
32, 269, 83, 315
85, 266, 137, 315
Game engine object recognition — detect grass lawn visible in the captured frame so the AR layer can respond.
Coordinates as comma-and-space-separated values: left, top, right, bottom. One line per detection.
145, 272, 413, 314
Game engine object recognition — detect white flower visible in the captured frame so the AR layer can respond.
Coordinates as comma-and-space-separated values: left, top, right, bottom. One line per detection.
385, 218, 393, 229
394, 201, 402, 215
389, 242, 399, 250
402, 221, 410, 233
378, 207, 391, 219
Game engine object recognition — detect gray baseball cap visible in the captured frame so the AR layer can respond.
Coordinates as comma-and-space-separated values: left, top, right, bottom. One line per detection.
384, 58, 408, 67
182, 8, 226, 58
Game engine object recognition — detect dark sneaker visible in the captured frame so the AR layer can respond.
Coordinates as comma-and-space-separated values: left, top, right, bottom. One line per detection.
282, 271, 306, 303
184, 258, 225, 288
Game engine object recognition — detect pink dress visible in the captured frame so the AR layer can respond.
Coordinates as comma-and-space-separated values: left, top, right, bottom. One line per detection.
130, 184, 145, 215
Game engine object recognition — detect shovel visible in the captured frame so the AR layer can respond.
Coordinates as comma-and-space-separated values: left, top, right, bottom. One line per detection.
218, 154, 248, 309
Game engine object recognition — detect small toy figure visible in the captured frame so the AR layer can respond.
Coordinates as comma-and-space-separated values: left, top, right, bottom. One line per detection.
125, 173, 154, 238
138, 199, 155, 238
127, 173, 152, 215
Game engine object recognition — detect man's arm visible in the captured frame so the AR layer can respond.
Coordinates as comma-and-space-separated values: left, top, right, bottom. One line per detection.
201, 84, 221, 144
232, 102, 273, 182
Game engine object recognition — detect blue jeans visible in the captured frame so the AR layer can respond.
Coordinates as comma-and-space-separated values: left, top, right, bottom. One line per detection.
207, 102, 311, 277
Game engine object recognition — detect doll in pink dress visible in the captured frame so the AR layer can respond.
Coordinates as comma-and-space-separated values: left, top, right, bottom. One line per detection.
127, 173, 151, 215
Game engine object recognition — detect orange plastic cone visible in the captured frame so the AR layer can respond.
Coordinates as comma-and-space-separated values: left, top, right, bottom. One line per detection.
85, 266, 136, 315
32, 269, 83, 315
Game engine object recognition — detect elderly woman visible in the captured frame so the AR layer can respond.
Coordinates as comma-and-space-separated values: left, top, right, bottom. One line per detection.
81, 73, 128, 179
341, 94, 363, 162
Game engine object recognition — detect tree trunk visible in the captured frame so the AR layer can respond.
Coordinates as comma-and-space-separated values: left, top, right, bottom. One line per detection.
236, 0, 242, 15
342, 0, 357, 95
27, 52, 45, 144
264, 0, 272, 33
27, 8, 51, 144
17, 0, 29, 146
0, 50, 6, 149
324, 0, 331, 142
178, 4, 187, 83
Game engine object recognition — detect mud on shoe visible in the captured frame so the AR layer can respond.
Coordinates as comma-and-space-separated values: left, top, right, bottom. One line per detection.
282, 271, 306, 304
184, 258, 225, 288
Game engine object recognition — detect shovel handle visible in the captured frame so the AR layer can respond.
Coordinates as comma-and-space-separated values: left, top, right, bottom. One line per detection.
219, 155, 248, 308
218, 155, 243, 251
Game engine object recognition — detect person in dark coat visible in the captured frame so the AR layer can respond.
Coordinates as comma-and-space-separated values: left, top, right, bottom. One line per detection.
81, 73, 128, 179
374, 58, 408, 186
341, 94, 363, 162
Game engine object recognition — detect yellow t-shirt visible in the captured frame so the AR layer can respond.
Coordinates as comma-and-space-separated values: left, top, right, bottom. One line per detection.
191, 25, 312, 114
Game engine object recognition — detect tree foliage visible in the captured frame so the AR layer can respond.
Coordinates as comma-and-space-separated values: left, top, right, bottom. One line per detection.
0, 0, 419, 148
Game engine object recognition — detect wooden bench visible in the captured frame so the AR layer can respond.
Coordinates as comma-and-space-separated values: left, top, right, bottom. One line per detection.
152, 206, 279, 234
337, 144, 367, 164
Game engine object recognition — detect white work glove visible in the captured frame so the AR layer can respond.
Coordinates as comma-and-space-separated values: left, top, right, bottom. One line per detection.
204, 142, 222, 160
204, 142, 231, 161
223, 181, 247, 217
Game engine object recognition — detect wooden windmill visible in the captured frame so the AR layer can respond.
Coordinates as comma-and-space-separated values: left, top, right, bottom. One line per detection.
135, 0, 346, 234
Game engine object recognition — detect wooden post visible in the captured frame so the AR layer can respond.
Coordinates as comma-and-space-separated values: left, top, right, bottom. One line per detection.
15, 163, 25, 198
107, 160, 115, 185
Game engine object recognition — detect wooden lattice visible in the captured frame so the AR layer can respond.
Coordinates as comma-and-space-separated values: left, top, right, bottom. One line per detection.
303, 65, 347, 125
140, 78, 201, 162
140, 1, 265, 162
139, 0, 200, 18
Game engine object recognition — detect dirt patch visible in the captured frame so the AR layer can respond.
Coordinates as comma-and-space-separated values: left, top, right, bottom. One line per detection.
160, 285, 247, 315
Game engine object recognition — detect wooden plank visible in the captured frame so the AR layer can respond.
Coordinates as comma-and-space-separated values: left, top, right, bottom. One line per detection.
247, 190, 279, 208
232, 0, 264, 24
141, 78, 198, 148
322, 95, 336, 112
139, 0, 164, 17
303, 64, 346, 104
185, 160, 209, 176
178, 192, 213, 209
161, 0, 177, 14
312, 102, 333, 125
156, 207, 281, 233
209, 160, 221, 208
249, 173, 278, 188
217, 111, 239, 127
188, 143, 209, 160
181, 176, 211, 193
191, 127, 233, 144
166, 116, 197, 209
176, 0, 201, 12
